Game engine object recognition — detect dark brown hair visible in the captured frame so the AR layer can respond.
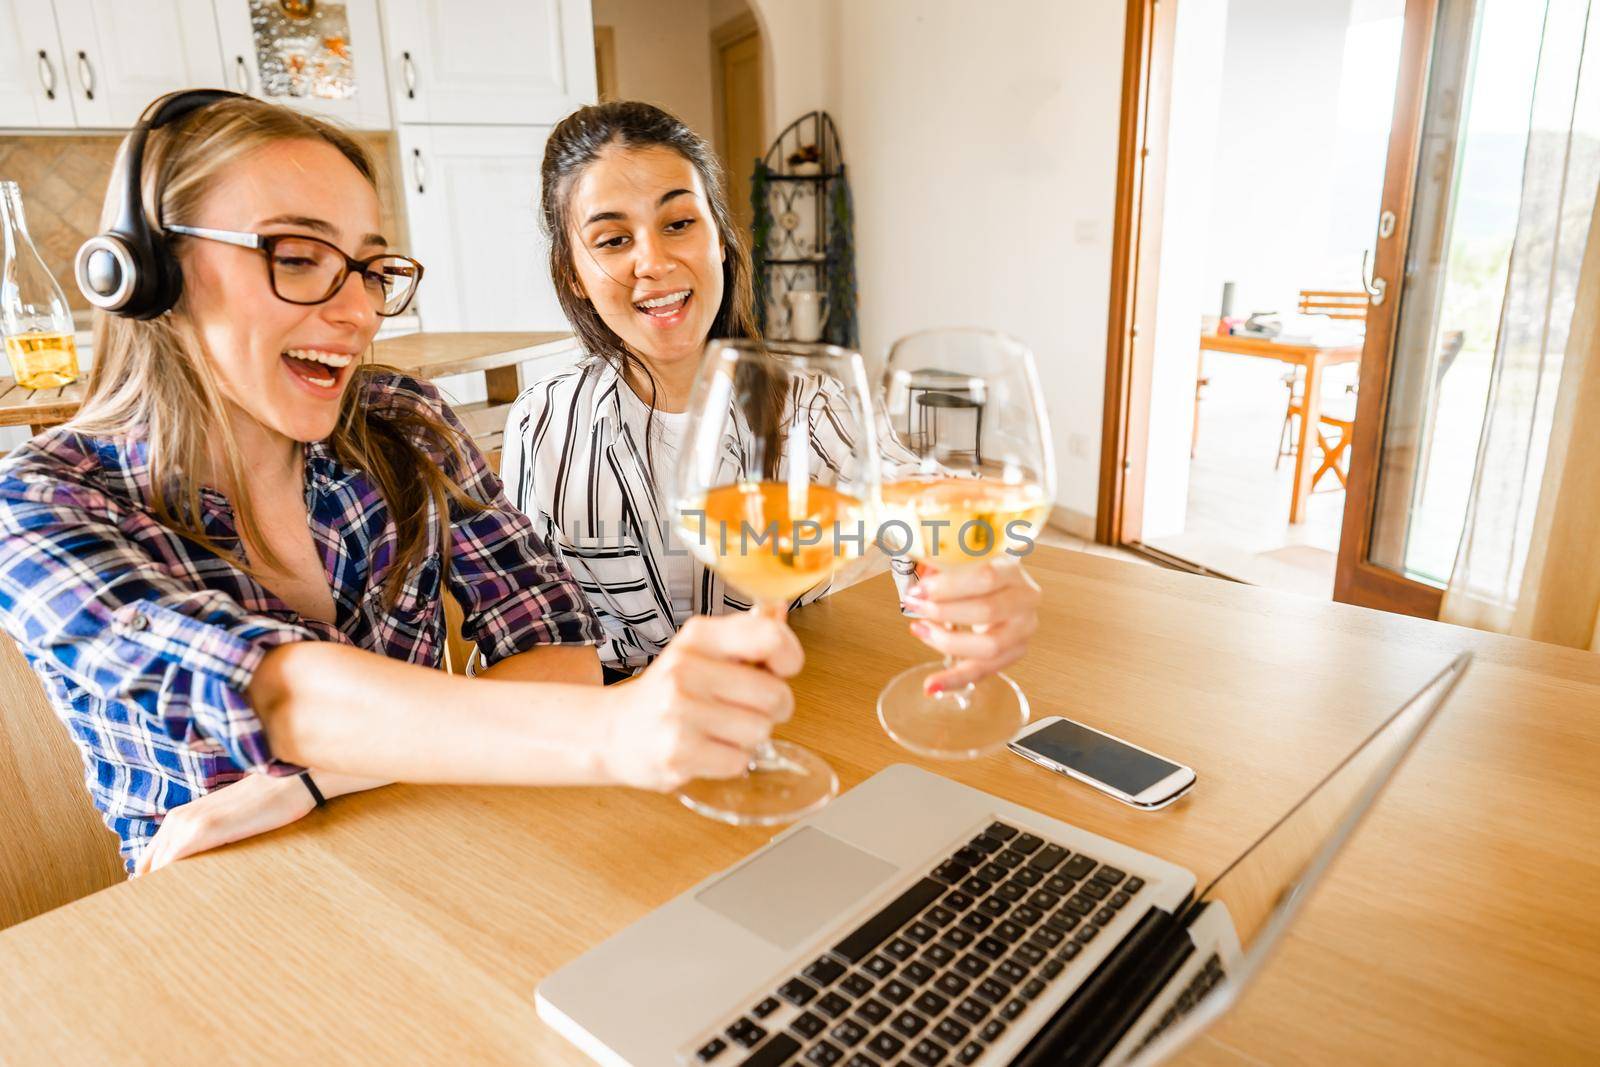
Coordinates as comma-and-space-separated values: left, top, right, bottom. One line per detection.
540, 101, 761, 392
76, 95, 478, 608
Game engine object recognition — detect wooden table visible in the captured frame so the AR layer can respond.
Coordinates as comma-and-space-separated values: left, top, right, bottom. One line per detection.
1198, 333, 1362, 524
0, 332, 579, 456
1, 546, 1597, 1064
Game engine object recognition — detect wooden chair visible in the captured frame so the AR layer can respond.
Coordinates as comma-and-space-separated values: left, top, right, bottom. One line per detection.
1310, 412, 1355, 491
1277, 289, 1369, 464
1296, 289, 1370, 320
0, 635, 125, 930
443, 593, 474, 675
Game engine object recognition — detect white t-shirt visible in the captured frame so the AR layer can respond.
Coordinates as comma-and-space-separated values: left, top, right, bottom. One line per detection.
647, 407, 695, 625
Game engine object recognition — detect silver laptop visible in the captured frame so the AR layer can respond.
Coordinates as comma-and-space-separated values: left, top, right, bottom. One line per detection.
537, 653, 1471, 1067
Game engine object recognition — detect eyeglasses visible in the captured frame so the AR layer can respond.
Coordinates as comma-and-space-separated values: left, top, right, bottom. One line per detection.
165, 224, 424, 317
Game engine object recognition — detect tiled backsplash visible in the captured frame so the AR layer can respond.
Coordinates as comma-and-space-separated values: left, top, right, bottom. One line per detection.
0, 131, 404, 315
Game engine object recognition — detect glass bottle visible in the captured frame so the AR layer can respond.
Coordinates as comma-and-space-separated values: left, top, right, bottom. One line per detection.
1, 180, 80, 389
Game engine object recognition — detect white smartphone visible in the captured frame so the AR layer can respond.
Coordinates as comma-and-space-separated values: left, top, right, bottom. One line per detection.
1008, 716, 1196, 810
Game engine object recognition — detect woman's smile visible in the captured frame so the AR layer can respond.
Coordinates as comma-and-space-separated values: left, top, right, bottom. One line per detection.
280, 345, 357, 397
633, 288, 693, 328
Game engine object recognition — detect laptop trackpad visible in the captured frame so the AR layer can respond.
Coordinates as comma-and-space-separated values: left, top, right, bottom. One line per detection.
696, 827, 899, 950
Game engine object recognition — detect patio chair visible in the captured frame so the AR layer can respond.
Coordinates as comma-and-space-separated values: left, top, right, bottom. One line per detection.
1276, 289, 1369, 465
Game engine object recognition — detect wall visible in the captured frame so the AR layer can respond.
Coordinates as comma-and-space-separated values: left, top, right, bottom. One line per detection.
745, 0, 835, 156
749, 0, 1125, 524
1142, 0, 1229, 539
0, 135, 121, 317
592, 0, 717, 139
709, 0, 752, 30
1204, 0, 1375, 316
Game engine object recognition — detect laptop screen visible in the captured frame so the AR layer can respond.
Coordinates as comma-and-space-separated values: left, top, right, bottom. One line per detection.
1122, 653, 1472, 1065
1194, 653, 1468, 942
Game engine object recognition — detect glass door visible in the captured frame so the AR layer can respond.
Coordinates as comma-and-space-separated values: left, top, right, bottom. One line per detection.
1335, 0, 1574, 614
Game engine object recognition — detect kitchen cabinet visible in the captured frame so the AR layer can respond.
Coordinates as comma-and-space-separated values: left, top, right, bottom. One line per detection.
52, 0, 226, 127
213, 0, 390, 129
0, 1, 77, 127
383, 0, 595, 126
0, 0, 224, 129
397, 123, 565, 340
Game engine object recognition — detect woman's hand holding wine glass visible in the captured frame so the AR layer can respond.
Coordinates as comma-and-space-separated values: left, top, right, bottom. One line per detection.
599, 613, 803, 792
671, 339, 880, 824
902, 559, 1042, 694
877, 327, 1056, 759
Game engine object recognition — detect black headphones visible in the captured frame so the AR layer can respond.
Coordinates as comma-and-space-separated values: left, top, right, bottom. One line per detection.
74, 89, 248, 320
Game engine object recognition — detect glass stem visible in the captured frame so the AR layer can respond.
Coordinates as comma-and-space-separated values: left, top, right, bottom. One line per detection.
748, 600, 790, 772
936, 653, 975, 710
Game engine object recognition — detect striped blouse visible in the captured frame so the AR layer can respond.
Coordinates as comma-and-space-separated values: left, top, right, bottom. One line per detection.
500, 357, 912, 676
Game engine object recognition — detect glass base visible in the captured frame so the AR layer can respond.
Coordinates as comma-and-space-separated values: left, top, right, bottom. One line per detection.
677, 740, 839, 826
877, 662, 1030, 759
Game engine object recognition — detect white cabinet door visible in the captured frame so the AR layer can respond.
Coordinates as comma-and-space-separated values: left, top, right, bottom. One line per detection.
0, 1, 76, 127
53, 0, 227, 128
398, 124, 563, 333
383, 0, 595, 126
213, 0, 390, 129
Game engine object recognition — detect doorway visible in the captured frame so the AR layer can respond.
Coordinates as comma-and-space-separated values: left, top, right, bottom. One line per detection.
712, 9, 765, 245
1106, 0, 1575, 619
1101, 0, 1411, 599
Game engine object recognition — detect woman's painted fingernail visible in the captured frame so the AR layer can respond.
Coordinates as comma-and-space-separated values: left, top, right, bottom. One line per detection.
910, 621, 930, 639
925, 680, 943, 696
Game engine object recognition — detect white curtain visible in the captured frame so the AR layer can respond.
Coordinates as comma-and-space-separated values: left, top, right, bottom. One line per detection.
1441, 0, 1600, 647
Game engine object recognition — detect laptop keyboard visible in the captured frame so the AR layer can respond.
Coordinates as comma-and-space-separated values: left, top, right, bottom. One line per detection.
1132, 953, 1225, 1056
691, 820, 1148, 1067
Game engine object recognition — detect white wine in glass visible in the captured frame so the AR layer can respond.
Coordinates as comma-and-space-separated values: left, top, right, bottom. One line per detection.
877, 328, 1056, 759
673, 339, 879, 825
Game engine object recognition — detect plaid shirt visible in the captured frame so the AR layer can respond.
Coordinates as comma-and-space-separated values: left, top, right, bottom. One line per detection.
0, 371, 601, 873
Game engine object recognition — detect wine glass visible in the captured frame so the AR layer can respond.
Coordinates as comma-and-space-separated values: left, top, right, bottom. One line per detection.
876, 328, 1056, 758
673, 338, 880, 825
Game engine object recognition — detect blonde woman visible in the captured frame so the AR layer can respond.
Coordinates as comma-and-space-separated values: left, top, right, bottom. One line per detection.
0, 92, 798, 876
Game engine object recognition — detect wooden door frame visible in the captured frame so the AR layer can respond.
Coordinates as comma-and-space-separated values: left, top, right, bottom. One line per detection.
1097, 0, 1176, 545
710, 10, 762, 168
593, 25, 618, 103
1097, 0, 1445, 619
1332, 0, 1444, 618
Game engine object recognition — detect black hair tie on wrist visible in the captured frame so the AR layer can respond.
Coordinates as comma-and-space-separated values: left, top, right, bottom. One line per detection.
298, 771, 327, 808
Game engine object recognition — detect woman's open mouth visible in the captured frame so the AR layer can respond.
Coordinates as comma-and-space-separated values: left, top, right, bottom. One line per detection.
633, 289, 692, 327
281, 347, 354, 396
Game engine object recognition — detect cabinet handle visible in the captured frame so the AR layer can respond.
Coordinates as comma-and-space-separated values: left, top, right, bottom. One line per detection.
234, 55, 252, 93
75, 50, 95, 101
402, 50, 417, 99
36, 50, 56, 100
412, 148, 426, 194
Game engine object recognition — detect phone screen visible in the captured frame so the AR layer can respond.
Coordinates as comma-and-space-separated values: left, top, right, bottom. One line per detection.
1015, 719, 1182, 797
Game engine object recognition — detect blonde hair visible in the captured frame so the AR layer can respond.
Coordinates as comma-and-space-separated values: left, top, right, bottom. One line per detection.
74, 96, 477, 605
